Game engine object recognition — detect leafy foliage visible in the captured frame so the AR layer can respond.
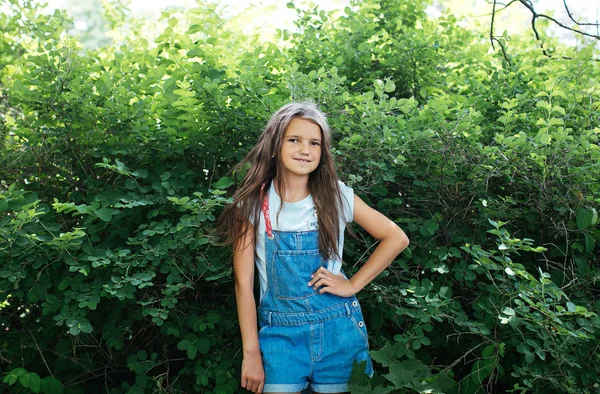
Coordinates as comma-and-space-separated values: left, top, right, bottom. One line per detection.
1, 0, 599, 393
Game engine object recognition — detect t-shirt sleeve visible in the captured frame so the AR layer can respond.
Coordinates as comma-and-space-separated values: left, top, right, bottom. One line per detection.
237, 201, 257, 226
338, 181, 354, 223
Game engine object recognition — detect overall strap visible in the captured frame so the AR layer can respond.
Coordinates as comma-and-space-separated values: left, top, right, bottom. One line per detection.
260, 183, 274, 240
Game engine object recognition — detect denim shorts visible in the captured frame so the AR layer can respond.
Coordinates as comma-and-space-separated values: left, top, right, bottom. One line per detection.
258, 300, 373, 393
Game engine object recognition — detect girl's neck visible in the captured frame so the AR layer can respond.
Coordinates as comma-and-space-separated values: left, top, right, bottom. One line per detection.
274, 176, 310, 203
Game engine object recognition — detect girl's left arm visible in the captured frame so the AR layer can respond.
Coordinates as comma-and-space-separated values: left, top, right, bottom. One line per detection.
309, 194, 409, 296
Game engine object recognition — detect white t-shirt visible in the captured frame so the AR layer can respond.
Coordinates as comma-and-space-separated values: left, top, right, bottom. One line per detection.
252, 181, 354, 302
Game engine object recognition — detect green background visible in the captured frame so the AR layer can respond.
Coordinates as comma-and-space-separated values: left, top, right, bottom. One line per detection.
1, 0, 599, 393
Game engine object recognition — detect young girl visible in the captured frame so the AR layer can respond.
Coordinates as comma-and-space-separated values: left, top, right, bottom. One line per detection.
219, 102, 409, 394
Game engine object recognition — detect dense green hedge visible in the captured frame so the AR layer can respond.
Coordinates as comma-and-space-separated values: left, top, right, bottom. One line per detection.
1, 0, 599, 393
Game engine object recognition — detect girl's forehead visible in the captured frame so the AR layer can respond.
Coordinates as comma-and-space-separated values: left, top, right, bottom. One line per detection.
284, 118, 322, 139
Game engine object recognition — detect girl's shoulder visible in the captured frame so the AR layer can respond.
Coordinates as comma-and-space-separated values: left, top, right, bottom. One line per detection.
337, 180, 353, 194
337, 180, 355, 223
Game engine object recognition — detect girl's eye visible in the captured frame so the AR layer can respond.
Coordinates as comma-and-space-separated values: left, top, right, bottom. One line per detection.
288, 138, 298, 143
311, 141, 320, 146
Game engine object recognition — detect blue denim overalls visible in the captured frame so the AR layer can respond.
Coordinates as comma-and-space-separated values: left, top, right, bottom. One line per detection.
257, 189, 373, 393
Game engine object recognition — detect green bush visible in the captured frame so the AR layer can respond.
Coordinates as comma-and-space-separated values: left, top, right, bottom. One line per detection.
1, 0, 599, 393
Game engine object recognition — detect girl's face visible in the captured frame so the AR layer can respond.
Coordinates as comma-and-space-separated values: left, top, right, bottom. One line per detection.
278, 118, 322, 180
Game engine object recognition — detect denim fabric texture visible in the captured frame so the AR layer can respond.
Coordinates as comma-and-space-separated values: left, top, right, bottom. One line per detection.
258, 229, 373, 393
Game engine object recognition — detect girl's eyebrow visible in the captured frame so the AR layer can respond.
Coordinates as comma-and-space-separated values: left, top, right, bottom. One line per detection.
286, 134, 322, 142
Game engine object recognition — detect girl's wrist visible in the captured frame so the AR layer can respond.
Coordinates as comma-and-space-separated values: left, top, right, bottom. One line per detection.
243, 347, 261, 357
348, 277, 363, 294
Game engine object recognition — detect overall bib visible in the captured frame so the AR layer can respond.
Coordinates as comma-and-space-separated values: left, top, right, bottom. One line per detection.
257, 190, 373, 393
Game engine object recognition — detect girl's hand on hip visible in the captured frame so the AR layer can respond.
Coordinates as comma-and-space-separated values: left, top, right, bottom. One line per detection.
241, 351, 264, 393
308, 266, 358, 297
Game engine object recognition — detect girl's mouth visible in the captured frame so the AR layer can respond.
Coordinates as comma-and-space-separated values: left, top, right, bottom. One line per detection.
294, 158, 311, 163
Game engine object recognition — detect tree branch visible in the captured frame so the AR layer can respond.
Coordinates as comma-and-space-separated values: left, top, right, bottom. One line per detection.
519, 0, 600, 41
563, 0, 599, 27
489, 0, 600, 62
490, 0, 513, 64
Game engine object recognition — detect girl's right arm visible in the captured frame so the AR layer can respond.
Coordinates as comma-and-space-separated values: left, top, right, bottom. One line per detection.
233, 222, 264, 394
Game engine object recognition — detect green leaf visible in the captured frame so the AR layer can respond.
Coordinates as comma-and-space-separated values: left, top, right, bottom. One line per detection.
69, 326, 81, 336
502, 307, 515, 316
187, 24, 203, 34
384, 80, 396, 93
65, 318, 78, 328
41, 377, 63, 394
349, 134, 363, 144
193, 318, 206, 332
27, 373, 41, 393
193, 338, 209, 355
525, 352, 534, 363
80, 322, 93, 334
58, 278, 71, 291
95, 208, 113, 222
206, 312, 221, 323
214, 177, 234, 189
19, 373, 30, 389
177, 339, 191, 351
584, 233, 596, 254
482, 344, 495, 357
187, 48, 203, 57
187, 345, 197, 359
2, 371, 19, 386
370, 342, 396, 368
348, 360, 390, 394
576, 207, 596, 230
133, 169, 148, 178
384, 359, 429, 388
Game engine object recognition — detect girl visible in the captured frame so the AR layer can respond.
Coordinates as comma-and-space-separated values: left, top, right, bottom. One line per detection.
219, 102, 409, 394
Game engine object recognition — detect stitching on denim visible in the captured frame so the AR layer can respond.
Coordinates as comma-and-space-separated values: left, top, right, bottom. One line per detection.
310, 383, 349, 393
260, 301, 361, 326
350, 314, 369, 348
268, 300, 358, 316
304, 298, 313, 312
318, 322, 323, 361
310, 323, 317, 362
275, 249, 320, 256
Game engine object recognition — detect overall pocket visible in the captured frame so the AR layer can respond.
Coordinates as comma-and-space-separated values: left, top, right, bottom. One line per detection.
273, 249, 324, 300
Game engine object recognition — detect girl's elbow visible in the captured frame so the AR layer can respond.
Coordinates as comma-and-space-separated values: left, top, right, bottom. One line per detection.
395, 226, 409, 252
234, 276, 254, 293
401, 233, 410, 250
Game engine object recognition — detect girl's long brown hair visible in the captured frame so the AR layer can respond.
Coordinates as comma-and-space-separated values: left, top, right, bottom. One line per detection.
218, 102, 345, 260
